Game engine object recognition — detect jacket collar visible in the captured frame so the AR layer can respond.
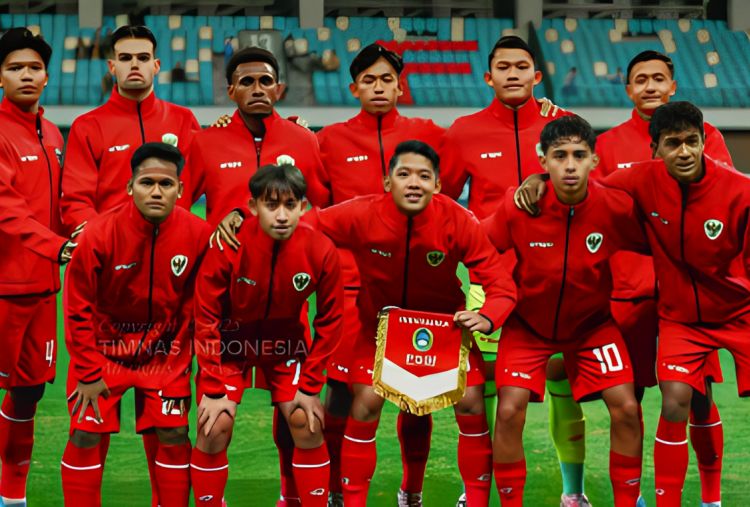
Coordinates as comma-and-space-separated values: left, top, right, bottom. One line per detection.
629, 108, 651, 133
247, 215, 299, 255
658, 155, 720, 200
378, 191, 436, 232
542, 179, 593, 218
353, 106, 400, 130
107, 85, 157, 115
487, 96, 541, 130
126, 200, 176, 237
0, 98, 43, 135
230, 108, 283, 138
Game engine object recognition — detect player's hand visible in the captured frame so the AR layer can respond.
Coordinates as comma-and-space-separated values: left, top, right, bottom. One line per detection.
68, 379, 111, 424
210, 211, 243, 252
287, 116, 309, 129
513, 173, 549, 217
453, 310, 492, 334
211, 115, 232, 128
197, 394, 237, 437
60, 240, 78, 264
162, 396, 190, 417
290, 390, 325, 434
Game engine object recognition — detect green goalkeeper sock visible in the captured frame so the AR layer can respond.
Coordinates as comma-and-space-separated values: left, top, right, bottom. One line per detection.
547, 378, 586, 495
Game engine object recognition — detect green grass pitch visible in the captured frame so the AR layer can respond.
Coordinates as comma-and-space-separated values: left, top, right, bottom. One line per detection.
19, 204, 750, 505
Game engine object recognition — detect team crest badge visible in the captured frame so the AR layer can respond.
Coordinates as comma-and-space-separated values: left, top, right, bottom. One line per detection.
412, 328, 434, 352
426, 251, 445, 266
586, 233, 603, 253
171, 255, 188, 276
704, 219, 723, 240
293, 273, 311, 291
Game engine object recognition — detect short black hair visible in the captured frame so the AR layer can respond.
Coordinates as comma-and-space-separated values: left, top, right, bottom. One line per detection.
388, 140, 440, 177
111, 25, 157, 53
626, 50, 674, 84
0, 27, 52, 68
349, 43, 404, 82
226, 47, 280, 85
249, 163, 307, 201
649, 101, 705, 146
131, 142, 185, 176
540, 115, 596, 154
488, 35, 535, 70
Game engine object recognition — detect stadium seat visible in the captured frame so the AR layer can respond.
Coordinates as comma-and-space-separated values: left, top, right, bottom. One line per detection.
73, 59, 89, 105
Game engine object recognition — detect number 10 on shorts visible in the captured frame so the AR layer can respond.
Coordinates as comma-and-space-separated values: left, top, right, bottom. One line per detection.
592, 343, 623, 374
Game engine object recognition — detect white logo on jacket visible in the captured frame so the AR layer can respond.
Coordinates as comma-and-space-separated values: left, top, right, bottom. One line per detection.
617, 162, 635, 169
108, 144, 130, 152
115, 262, 137, 270
530, 242, 554, 248
480, 152, 502, 159
20, 156, 38, 162
220, 161, 242, 169
347, 155, 369, 162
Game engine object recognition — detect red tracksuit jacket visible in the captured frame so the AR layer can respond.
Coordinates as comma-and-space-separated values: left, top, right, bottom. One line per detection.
592, 108, 734, 301
483, 183, 650, 340
310, 193, 517, 341
61, 88, 201, 231
314, 107, 446, 288
601, 155, 750, 324
65, 202, 212, 396
440, 97, 572, 221
186, 109, 328, 226
194, 218, 343, 397
0, 99, 67, 297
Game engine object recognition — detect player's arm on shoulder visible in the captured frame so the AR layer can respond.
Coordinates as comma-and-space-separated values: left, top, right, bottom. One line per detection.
606, 187, 651, 256
514, 173, 550, 216
437, 126, 470, 201
301, 140, 333, 209
482, 191, 514, 254
60, 117, 103, 229
314, 199, 360, 249
704, 123, 734, 169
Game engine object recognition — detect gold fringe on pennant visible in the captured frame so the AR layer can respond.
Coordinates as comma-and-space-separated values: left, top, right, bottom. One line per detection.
372, 309, 472, 416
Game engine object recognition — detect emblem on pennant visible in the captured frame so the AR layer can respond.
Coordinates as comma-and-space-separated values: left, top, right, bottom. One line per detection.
426, 251, 445, 266
171, 255, 188, 276
586, 233, 603, 253
704, 219, 723, 240
412, 328, 434, 352
293, 273, 311, 291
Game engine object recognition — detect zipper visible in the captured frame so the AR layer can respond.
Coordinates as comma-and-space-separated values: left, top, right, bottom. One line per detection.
513, 110, 522, 185
133, 225, 159, 362
680, 185, 702, 322
401, 217, 413, 308
264, 242, 281, 318
36, 115, 58, 291
552, 206, 574, 339
378, 116, 386, 181
137, 101, 146, 143
253, 136, 262, 168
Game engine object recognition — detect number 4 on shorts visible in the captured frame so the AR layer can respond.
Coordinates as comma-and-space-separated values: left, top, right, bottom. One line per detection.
592, 343, 623, 374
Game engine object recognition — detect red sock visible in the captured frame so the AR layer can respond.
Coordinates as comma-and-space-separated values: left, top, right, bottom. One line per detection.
340, 417, 379, 507
397, 412, 432, 493
610, 451, 642, 506
143, 433, 161, 507
654, 416, 688, 507
456, 414, 493, 506
690, 403, 723, 504
61, 441, 104, 506
273, 406, 299, 503
190, 448, 228, 507
155, 441, 192, 507
292, 444, 330, 507
493, 459, 526, 507
324, 412, 347, 494
0, 394, 35, 501
99, 434, 111, 471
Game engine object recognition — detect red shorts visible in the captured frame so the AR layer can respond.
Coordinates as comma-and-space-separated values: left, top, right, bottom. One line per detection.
66, 365, 190, 434
197, 356, 306, 405
496, 315, 634, 402
349, 332, 486, 388
611, 298, 659, 388
0, 295, 57, 390
658, 315, 749, 396
326, 286, 361, 383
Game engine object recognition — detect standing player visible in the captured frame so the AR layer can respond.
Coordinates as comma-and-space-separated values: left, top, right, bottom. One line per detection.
484, 116, 645, 507
314, 43, 445, 507
0, 28, 77, 507
591, 51, 731, 507
439, 36, 582, 506
61, 143, 212, 506
190, 162, 343, 507
61, 25, 201, 232
308, 141, 517, 507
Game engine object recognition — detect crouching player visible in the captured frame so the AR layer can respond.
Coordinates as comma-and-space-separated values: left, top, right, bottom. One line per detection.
484, 116, 645, 506
308, 141, 517, 507
191, 161, 343, 507
62, 143, 213, 506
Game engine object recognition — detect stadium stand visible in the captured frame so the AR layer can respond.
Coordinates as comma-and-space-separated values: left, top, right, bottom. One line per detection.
0, 14, 747, 107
